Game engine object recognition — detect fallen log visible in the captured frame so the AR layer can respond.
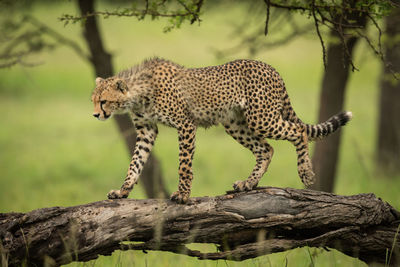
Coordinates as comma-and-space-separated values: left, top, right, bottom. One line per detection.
1, 187, 399, 266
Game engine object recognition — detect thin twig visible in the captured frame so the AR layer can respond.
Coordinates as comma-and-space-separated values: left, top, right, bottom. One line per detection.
269, 2, 387, 17
263, 0, 271, 36
177, 0, 195, 17
338, 12, 358, 71
60, 9, 195, 23
355, 28, 399, 79
354, 29, 384, 61
311, 0, 327, 69
176, 0, 203, 24
192, 0, 204, 24
258, 23, 314, 49
215, 22, 314, 59
367, 13, 383, 60
143, 0, 149, 19
316, 8, 365, 29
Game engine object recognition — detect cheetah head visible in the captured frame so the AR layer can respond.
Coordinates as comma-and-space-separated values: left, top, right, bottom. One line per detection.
91, 77, 130, 121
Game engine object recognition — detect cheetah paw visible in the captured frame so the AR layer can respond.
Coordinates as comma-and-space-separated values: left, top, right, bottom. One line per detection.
107, 189, 128, 199
170, 191, 189, 204
233, 180, 256, 192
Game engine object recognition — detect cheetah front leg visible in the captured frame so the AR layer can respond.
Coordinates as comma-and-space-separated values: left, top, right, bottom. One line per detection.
170, 123, 197, 204
107, 123, 158, 199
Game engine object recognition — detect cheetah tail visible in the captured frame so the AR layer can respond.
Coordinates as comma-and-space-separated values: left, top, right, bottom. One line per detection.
305, 111, 353, 141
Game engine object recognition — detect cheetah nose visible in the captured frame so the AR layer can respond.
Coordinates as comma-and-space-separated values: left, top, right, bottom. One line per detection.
93, 113, 100, 118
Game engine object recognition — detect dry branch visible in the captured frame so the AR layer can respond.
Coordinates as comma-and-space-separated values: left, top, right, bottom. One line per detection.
1, 187, 400, 266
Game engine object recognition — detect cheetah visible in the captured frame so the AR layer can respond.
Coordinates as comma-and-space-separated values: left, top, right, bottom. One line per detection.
91, 58, 352, 204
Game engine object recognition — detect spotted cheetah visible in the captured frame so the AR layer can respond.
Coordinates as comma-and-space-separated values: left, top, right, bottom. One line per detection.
92, 58, 352, 204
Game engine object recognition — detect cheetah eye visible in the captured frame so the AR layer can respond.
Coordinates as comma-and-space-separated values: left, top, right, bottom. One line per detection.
100, 100, 106, 105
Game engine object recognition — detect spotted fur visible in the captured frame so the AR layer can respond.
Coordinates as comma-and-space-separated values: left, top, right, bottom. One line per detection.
91, 58, 352, 203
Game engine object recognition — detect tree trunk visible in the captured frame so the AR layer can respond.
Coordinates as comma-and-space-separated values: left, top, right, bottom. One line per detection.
376, 7, 400, 174
1, 187, 399, 266
77, 0, 168, 198
311, 13, 366, 192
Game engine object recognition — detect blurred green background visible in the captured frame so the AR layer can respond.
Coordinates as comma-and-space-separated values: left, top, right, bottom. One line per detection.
0, 1, 398, 266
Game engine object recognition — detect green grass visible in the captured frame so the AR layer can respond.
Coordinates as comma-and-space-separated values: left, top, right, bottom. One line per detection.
0, 1, 399, 266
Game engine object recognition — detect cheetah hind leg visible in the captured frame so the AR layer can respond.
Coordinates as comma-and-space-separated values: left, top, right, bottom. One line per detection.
232, 150, 273, 192
223, 119, 274, 192
267, 115, 316, 187
243, 109, 315, 188
294, 131, 315, 187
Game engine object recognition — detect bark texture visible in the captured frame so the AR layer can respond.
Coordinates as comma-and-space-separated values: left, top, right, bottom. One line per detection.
377, 7, 400, 174
311, 12, 366, 192
1, 187, 399, 266
77, 0, 168, 198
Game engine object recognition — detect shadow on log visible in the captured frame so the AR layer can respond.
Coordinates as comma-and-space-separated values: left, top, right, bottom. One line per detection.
1, 187, 400, 266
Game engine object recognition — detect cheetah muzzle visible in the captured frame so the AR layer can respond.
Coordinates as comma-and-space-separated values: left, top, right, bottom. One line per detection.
91, 57, 352, 204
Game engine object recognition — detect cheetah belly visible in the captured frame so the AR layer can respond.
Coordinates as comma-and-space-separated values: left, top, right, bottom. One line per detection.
180, 76, 244, 128
190, 108, 227, 128
189, 102, 243, 128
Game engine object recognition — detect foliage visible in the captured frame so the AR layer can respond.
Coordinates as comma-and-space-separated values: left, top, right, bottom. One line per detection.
0, 0, 203, 68
220, 0, 398, 72
0, 0, 398, 71
59, 0, 204, 32
59, 0, 398, 70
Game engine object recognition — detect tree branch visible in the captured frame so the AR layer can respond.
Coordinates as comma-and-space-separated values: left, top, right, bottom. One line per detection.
220, 0, 394, 75
190, 0, 204, 24
1, 187, 399, 266
0, 15, 90, 68
25, 16, 90, 62
59, 0, 203, 26
268, 1, 391, 17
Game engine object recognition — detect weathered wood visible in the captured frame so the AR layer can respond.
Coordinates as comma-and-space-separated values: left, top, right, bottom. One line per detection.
1, 187, 399, 266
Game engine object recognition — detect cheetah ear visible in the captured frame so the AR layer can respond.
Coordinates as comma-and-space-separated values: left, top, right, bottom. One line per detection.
95, 77, 104, 85
116, 80, 127, 93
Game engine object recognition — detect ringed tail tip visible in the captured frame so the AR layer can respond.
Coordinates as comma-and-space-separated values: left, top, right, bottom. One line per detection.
345, 111, 353, 120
